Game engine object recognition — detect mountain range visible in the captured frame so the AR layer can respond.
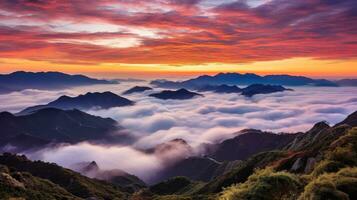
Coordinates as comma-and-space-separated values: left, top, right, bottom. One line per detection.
0, 108, 132, 152
197, 84, 242, 93
152, 84, 291, 97
0, 71, 116, 94
151, 72, 340, 88
0, 110, 356, 199
18, 91, 134, 115
144, 111, 357, 199
336, 79, 357, 86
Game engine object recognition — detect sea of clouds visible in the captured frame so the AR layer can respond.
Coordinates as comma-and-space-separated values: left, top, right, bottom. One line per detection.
1, 81, 357, 182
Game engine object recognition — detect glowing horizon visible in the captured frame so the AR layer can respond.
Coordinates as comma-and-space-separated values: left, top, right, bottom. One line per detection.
0, 0, 356, 78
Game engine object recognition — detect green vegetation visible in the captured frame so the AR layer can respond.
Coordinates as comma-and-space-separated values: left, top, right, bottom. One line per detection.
217, 128, 357, 200
150, 177, 195, 195
198, 151, 288, 194
299, 167, 357, 200
1, 120, 357, 200
0, 164, 80, 200
0, 153, 128, 200
219, 168, 302, 200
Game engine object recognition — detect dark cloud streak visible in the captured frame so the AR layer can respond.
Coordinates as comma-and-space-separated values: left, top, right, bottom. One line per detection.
0, 0, 356, 64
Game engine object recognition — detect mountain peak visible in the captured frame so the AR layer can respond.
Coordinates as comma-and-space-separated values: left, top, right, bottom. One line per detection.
312, 121, 330, 130
0, 111, 15, 118
149, 89, 202, 100
122, 86, 153, 95
83, 161, 99, 172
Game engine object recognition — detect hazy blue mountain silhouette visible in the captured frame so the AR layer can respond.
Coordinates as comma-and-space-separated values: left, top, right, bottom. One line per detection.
149, 89, 203, 100
122, 86, 153, 95
151, 72, 338, 88
197, 84, 242, 93
19, 91, 134, 115
196, 84, 290, 96
0, 71, 116, 93
241, 84, 292, 97
335, 79, 357, 86
0, 108, 131, 152
209, 129, 296, 161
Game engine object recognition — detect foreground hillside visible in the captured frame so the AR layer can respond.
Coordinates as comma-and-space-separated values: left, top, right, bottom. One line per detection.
133, 111, 357, 199
0, 111, 356, 200
0, 153, 130, 200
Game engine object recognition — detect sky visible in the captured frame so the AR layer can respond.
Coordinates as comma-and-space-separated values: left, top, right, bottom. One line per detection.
0, 0, 356, 78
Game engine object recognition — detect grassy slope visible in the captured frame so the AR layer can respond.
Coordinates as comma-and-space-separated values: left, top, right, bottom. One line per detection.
0, 153, 129, 200
147, 119, 357, 200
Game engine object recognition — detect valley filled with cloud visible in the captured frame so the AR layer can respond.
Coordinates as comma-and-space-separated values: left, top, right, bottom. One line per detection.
1, 81, 357, 182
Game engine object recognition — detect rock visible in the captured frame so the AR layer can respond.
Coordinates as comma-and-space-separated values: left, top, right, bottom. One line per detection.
291, 157, 304, 172
304, 157, 317, 173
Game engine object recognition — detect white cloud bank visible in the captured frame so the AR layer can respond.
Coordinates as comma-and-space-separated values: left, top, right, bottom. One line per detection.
2, 83, 357, 182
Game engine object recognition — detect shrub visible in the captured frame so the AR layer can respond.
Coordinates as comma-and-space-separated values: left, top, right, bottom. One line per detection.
219, 168, 302, 200
299, 167, 357, 200
312, 160, 346, 177
150, 177, 192, 195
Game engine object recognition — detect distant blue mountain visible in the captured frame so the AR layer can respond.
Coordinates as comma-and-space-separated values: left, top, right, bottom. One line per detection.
122, 86, 153, 95
196, 84, 290, 97
0, 108, 130, 151
19, 91, 134, 115
150, 73, 338, 88
197, 84, 242, 93
149, 89, 203, 100
0, 71, 117, 93
241, 84, 292, 97
335, 79, 357, 86
0, 86, 12, 94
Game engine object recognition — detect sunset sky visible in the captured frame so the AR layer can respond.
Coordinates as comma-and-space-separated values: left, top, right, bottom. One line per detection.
0, 0, 356, 78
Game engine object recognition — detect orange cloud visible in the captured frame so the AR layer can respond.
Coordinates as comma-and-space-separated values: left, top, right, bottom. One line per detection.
0, 0, 356, 76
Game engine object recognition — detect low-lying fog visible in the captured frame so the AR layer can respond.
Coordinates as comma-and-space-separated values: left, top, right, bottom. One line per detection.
2, 81, 357, 183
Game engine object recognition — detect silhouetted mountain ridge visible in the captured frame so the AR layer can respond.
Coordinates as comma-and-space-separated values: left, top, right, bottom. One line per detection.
209, 129, 297, 161
335, 79, 357, 86
0, 71, 116, 93
197, 84, 242, 93
75, 161, 146, 193
0, 108, 131, 152
122, 86, 153, 95
151, 72, 338, 88
1, 111, 357, 199
149, 89, 203, 100
19, 91, 134, 115
241, 84, 292, 97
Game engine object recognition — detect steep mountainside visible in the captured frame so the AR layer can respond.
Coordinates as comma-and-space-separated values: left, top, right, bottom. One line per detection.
210, 129, 297, 161
75, 161, 146, 193
0, 108, 131, 152
0, 153, 130, 200
1, 110, 357, 200
144, 111, 357, 200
